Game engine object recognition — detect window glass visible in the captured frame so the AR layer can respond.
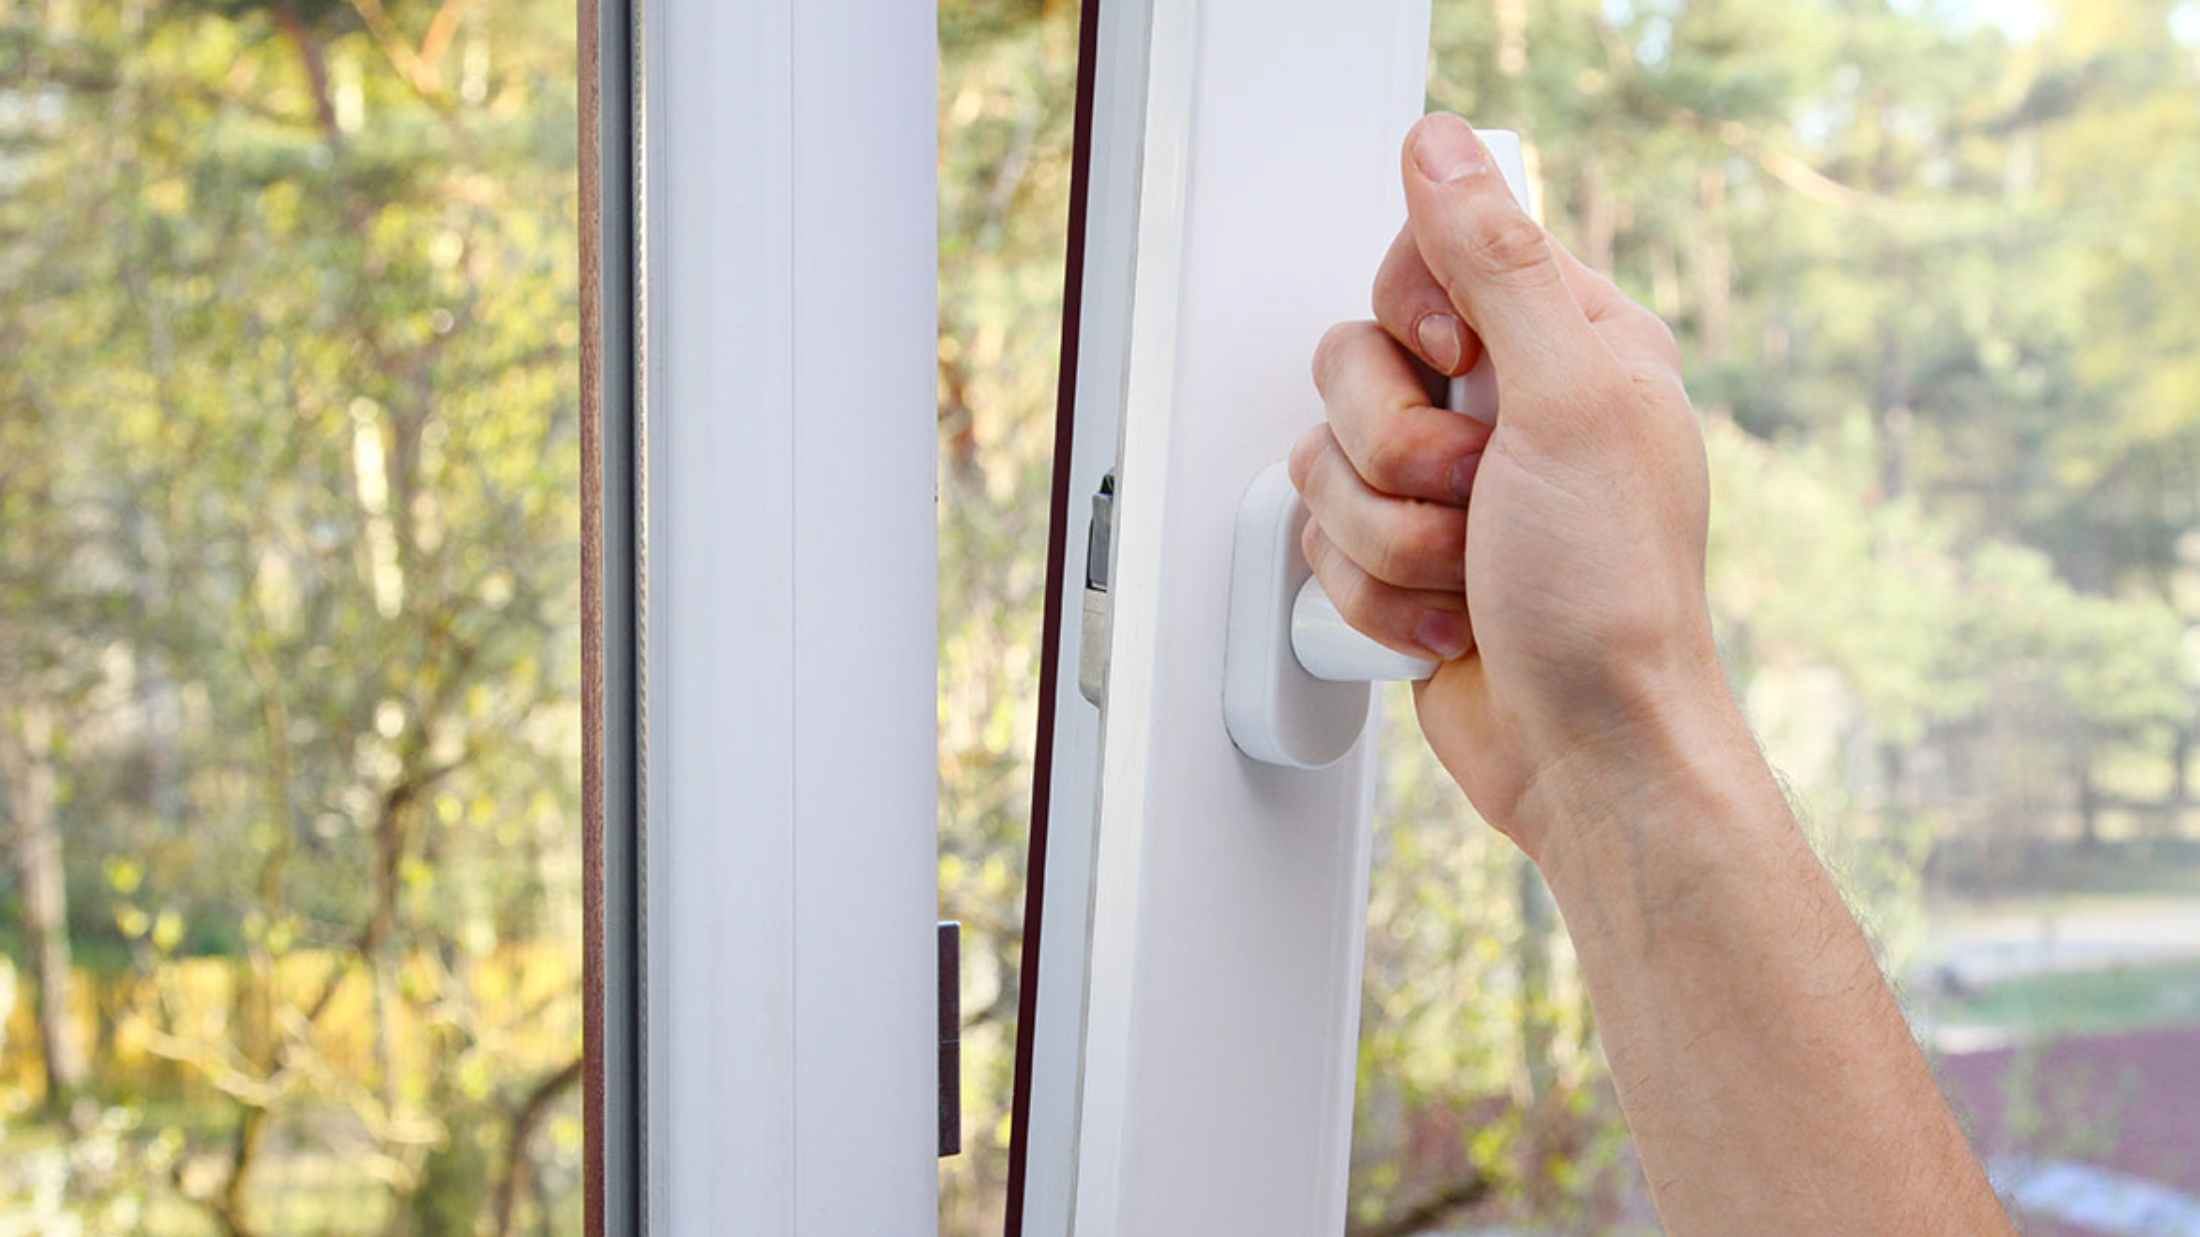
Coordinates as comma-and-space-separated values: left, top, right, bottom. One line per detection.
1350, 2, 2200, 1232
936, 1, 1078, 1228
1, 3, 581, 1232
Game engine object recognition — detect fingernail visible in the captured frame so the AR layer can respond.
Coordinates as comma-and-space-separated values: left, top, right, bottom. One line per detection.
1416, 313, 1464, 373
1448, 452, 1482, 503
1412, 114, 1485, 183
1416, 610, 1472, 660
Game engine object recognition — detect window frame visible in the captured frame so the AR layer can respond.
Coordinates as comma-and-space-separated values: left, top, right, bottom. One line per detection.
1004, 0, 1151, 1229
582, 1, 942, 1232
1056, 2, 1435, 1231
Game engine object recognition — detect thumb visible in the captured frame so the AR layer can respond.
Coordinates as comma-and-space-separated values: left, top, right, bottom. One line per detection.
1401, 114, 1608, 405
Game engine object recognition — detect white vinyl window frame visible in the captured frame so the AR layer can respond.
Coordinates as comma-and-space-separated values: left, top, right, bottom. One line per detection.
590, 0, 1435, 1232
1007, 0, 1150, 1229
642, 0, 941, 1227
1046, 2, 1436, 1233
584, 0, 943, 1232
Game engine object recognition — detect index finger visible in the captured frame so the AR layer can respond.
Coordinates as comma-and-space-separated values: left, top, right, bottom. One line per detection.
1372, 224, 1484, 378
1311, 320, 1494, 504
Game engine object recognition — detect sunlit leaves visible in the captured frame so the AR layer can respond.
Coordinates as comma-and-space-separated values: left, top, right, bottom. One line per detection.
3, 0, 581, 1226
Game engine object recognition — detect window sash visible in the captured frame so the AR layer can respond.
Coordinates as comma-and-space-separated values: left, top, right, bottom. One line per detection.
1067, 3, 1433, 1232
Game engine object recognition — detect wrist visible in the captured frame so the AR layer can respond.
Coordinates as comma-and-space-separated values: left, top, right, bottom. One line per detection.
1510, 658, 1773, 877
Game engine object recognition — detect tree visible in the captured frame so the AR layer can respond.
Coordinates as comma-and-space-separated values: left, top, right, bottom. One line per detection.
2, 1, 584, 1230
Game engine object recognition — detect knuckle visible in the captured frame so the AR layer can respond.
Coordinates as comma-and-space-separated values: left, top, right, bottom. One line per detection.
1336, 574, 1384, 631
1370, 527, 1419, 587
1310, 321, 1365, 393
1403, 509, 1463, 582
1637, 309, 1682, 365
1635, 368, 1697, 430
1287, 426, 1330, 490
1299, 516, 1326, 567
1371, 252, 1430, 326
1369, 251, 1408, 315
1571, 265, 1624, 317
1360, 420, 1422, 494
1461, 208, 1554, 287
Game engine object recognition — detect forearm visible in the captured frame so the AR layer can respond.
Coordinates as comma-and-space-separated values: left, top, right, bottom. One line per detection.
1319, 114, 2010, 1232
1526, 696, 2010, 1235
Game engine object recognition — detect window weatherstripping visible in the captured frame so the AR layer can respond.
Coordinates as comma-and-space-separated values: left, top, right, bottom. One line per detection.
579, 0, 639, 1231
632, 0, 940, 1232
1071, 2, 1433, 1233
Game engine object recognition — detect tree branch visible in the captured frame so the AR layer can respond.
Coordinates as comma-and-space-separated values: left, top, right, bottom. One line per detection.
490, 1056, 584, 1237
1345, 1171, 1494, 1237
347, 0, 470, 111
271, 4, 343, 145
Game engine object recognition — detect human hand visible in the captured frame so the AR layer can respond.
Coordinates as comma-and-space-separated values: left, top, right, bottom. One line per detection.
1288, 113, 1733, 860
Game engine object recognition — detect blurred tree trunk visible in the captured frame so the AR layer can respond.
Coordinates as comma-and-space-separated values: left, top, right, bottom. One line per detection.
127, 507, 184, 830
2170, 724, 2191, 814
0, 702, 88, 1109
1649, 237, 1684, 322
1516, 858, 1556, 1100
1690, 170, 1733, 364
2075, 751, 2102, 848
1578, 152, 1617, 272
217, 1106, 269, 1237
1871, 302, 1915, 502
1880, 741, 1910, 822
1515, 855, 1559, 1207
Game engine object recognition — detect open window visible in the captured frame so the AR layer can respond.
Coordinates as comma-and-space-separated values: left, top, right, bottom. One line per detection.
1008, 2, 1439, 1233
579, 1, 2200, 1234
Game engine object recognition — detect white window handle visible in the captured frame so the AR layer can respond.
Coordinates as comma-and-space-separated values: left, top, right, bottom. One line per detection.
1225, 130, 1528, 768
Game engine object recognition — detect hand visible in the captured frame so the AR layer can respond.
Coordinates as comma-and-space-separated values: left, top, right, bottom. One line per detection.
1289, 113, 1732, 860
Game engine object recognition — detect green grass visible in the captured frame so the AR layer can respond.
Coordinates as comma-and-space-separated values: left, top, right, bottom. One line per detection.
1946, 959, 2200, 1038
1932, 837, 2200, 901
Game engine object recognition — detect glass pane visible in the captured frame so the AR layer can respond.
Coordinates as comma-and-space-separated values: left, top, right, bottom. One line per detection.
935, 1, 1079, 1230
1351, 3, 2200, 1233
1, 3, 582, 1232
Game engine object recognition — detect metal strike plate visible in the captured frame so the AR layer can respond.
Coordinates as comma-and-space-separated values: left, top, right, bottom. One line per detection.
1078, 472, 1115, 707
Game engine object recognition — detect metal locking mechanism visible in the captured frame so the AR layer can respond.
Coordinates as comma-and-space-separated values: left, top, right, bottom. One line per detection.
1078, 471, 1115, 707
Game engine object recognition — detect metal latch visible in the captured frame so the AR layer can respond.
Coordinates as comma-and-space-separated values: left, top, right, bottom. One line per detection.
1078, 472, 1115, 706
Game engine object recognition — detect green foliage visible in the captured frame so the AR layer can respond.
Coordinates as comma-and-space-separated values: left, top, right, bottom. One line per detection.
2, 0, 581, 1231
